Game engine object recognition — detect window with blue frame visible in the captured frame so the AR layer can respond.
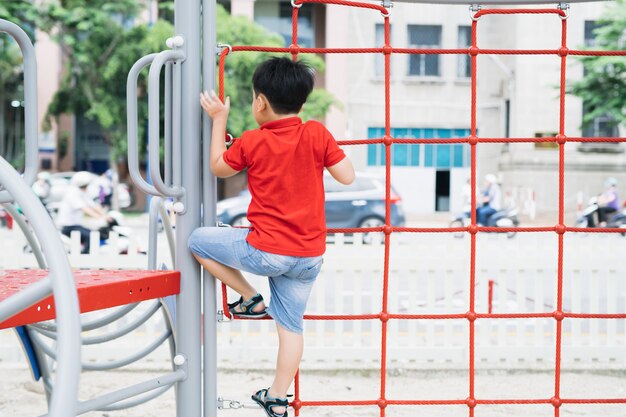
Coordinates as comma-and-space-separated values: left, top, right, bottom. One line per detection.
367, 128, 471, 168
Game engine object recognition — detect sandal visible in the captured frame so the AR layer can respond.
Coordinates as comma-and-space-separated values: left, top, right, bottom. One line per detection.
252, 388, 289, 417
228, 293, 267, 318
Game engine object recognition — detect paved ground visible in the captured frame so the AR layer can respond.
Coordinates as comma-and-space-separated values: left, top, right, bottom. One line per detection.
1, 366, 625, 417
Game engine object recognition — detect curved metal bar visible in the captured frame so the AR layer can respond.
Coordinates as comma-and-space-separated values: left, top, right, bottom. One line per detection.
3, 203, 47, 268
148, 50, 186, 199
29, 300, 162, 345
30, 328, 172, 371
172, 59, 182, 189
97, 384, 172, 411
72, 370, 185, 415
29, 302, 139, 333
82, 301, 161, 345
0, 156, 81, 417
0, 20, 38, 203
148, 197, 176, 269
127, 53, 160, 197
164, 64, 173, 187
0, 277, 51, 322
161, 303, 177, 363
80, 303, 140, 331
28, 322, 57, 339
82, 329, 171, 371
158, 203, 176, 268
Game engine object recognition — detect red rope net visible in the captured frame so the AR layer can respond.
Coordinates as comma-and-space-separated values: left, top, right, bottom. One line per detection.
217, 2, 626, 415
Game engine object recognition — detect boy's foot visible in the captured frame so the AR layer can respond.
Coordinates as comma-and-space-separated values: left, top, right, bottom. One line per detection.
228, 293, 268, 318
252, 388, 288, 417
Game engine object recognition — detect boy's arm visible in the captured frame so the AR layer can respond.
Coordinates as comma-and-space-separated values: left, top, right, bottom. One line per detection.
200, 90, 240, 178
327, 157, 355, 185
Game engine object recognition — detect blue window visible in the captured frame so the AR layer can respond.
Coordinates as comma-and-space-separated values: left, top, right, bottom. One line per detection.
367, 128, 470, 168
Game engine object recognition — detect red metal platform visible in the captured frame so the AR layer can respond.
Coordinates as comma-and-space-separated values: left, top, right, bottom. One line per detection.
0, 269, 180, 329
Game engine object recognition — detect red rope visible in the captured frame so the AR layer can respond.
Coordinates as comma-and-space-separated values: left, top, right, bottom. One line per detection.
213, 3, 626, 416
338, 137, 626, 146
295, 0, 388, 14
475, 8, 567, 18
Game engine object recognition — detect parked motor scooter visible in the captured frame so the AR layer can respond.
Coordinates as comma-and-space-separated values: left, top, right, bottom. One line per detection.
450, 206, 520, 238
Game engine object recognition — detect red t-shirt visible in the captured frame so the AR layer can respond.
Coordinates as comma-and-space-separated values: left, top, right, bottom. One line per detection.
223, 117, 345, 257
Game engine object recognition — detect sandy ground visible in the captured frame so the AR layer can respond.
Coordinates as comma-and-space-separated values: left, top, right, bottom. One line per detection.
1, 366, 625, 417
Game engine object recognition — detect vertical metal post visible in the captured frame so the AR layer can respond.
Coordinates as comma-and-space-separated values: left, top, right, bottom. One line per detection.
202, 0, 218, 414
174, 2, 202, 417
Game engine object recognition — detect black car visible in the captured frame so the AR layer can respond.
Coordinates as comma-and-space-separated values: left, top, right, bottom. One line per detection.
216, 172, 406, 229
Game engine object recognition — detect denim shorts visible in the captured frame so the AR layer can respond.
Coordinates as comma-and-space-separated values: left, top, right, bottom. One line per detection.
188, 227, 323, 334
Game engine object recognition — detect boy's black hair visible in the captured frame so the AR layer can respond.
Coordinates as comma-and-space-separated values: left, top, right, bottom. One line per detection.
252, 57, 314, 114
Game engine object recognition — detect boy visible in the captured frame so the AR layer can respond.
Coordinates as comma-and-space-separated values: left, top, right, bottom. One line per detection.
189, 57, 354, 417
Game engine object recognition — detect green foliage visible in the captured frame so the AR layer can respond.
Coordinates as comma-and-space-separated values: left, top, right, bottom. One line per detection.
216, 5, 336, 137
0, 1, 39, 38
568, 0, 626, 129
40, 1, 173, 160
2, 0, 336, 164
0, 1, 38, 166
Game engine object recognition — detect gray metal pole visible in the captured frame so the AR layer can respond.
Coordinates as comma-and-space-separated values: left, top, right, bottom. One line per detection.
174, 1, 202, 416
0, 20, 38, 203
202, 0, 218, 415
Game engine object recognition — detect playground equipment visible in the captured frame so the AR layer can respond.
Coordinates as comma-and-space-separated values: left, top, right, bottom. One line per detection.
1, 0, 625, 417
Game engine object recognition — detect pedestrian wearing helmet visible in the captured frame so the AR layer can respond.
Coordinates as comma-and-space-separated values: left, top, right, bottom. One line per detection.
588, 178, 620, 227
56, 171, 111, 253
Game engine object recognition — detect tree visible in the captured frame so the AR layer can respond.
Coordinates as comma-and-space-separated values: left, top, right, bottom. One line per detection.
215, 4, 336, 138
41, 1, 335, 168
0, 1, 39, 167
568, 0, 626, 131
39, 0, 174, 165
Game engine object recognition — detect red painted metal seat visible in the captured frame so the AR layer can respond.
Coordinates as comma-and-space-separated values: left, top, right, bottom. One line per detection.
0, 270, 180, 329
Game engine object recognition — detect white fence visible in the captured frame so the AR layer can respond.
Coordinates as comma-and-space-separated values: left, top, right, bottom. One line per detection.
1, 229, 624, 369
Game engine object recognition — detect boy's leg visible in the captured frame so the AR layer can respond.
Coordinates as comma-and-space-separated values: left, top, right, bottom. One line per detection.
268, 323, 303, 414
192, 253, 265, 312
188, 227, 265, 312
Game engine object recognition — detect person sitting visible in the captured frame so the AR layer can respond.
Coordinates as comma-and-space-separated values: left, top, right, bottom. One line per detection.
587, 177, 619, 227
56, 171, 111, 254
477, 174, 502, 226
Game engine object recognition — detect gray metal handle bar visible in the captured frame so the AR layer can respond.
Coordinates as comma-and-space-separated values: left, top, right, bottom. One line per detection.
0, 20, 38, 204
127, 54, 160, 197
148, 50, 186, 201
0, 157, 81, 417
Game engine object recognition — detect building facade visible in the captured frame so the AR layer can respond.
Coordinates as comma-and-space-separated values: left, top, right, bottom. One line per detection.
231, 0, 622, 217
